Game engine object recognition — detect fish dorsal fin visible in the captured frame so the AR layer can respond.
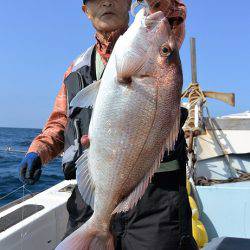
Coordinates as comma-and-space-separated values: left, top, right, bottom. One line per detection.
112, 114, 180, 214
76, 149, 95, 209
70, 80, 101, 109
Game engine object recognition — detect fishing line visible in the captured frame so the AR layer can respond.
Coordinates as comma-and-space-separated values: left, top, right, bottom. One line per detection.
0, 147, 26, 154
0, 184, 27, 201
0, 182, 36, 248
23, 186, 33, 195
0, 184, 31, 247
21, 183, 39, 249
20, 183, 34, 250
0, 184, 34, 201
21, 184, 25, 250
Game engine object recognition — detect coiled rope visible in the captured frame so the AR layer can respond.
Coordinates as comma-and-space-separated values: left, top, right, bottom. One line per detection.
182, 82, 206, 135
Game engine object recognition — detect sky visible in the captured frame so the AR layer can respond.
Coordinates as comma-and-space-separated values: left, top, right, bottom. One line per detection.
0, 0, 249, 128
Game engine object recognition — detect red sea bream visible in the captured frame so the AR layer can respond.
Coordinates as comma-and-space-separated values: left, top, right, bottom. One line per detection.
56, 8, 183, 250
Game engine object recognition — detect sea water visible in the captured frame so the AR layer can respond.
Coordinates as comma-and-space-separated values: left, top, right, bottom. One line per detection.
0, 127, 64, 207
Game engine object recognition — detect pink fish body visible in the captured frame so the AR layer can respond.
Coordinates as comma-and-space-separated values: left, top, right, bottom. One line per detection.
56, 8, 182, 250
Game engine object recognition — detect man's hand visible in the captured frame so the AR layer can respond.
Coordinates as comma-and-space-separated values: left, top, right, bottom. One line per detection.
81, 135, 90, 148
19, 152, 42, 185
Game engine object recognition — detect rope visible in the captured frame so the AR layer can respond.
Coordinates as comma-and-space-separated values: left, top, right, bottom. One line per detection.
182, 85, 244, 186
191, 103, 248, 186
204, 104, 238, 178
196, 173, 250, 186
182, 83, 207, 183
182, 83, 206, 133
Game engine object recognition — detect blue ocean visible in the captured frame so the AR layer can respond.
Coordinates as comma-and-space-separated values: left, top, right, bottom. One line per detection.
0, 127, 64, 207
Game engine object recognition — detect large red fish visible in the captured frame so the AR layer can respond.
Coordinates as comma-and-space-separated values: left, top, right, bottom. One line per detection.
56, 7, 183, 250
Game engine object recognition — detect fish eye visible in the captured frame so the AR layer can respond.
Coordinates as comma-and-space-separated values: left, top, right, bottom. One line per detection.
162, 47, 168, 54
160, 44, 171, 57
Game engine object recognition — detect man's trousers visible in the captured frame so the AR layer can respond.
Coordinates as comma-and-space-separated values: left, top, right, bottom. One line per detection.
63, 170, 198, 250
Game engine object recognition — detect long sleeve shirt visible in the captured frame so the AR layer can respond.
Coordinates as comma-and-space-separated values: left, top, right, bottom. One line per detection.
27, 0, 187, 165
27, 66, 73, 164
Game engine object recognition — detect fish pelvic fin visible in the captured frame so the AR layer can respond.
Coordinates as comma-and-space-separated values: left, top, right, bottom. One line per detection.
55, 216, 114, 250
70, 80, 101, 110
112, 109, 181, 214
76, 149, 95, 209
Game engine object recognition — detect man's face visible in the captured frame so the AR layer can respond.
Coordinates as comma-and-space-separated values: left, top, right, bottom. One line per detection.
84, 0, 131, 32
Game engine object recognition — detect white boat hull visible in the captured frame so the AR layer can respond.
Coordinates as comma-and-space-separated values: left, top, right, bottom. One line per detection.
0, 180, 76, 250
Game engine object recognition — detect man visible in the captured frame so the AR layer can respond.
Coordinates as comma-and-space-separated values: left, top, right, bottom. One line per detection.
19, 0, 198, 249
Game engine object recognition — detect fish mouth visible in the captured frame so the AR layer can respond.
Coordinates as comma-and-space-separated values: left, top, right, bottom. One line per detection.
146, 11, 165, 22
144, 11, 165, 29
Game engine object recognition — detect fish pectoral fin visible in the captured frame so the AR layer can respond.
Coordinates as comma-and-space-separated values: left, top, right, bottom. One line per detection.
70, 80, 101, 110
115, 51, 145, 83
76, 149, 95, 209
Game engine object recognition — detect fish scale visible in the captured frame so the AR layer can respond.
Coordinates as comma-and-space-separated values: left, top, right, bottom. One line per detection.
91, 82, 157, 180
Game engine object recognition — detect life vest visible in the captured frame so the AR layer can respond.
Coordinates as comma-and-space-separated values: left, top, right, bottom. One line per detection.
62, 46, 188, 180
62, 46, 96, 179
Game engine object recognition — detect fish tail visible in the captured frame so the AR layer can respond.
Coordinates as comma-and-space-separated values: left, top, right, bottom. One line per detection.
55, 216, 114, 250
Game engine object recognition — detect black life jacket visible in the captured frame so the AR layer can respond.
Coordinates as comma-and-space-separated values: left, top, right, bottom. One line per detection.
62, 46, 96, 179
62, 46, 188, 180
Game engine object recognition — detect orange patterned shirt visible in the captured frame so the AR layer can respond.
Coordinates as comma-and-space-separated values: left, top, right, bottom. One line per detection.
27, 66, 73, 164
28, 0, 187, 164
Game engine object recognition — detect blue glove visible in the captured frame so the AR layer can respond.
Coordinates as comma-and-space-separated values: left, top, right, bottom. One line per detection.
19, 152, 42, 185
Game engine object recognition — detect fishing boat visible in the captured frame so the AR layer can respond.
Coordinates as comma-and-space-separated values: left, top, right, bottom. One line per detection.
180, 38, 250, 249
0, 38, 249, 250
184, 108, 250, 249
